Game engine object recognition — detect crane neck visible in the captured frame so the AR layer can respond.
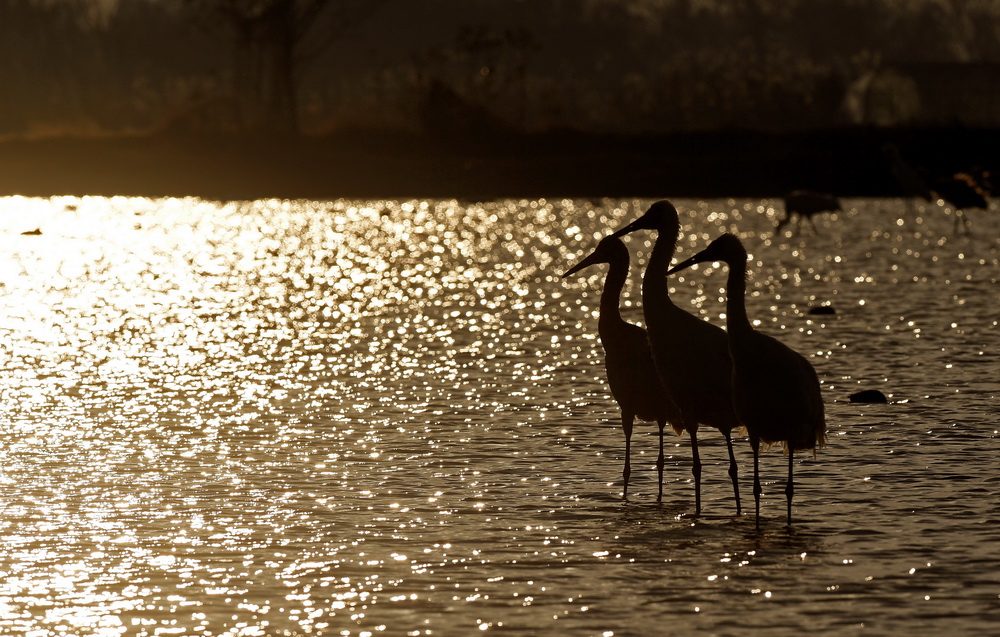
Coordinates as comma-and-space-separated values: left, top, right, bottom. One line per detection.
640, 222, 681, 313
647, 222, 678, 277
725, 256, 753, 338
598, 257, 629, 330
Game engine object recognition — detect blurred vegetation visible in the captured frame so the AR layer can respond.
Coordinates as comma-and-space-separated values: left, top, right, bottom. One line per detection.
1, 0, 999, 139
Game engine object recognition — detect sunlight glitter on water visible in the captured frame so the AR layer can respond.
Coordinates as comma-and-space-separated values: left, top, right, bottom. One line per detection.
0, 196, 997, 635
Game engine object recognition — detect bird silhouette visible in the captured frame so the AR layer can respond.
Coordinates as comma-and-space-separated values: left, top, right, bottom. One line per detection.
562, 236, 682, 500
610, 201, 742, 515
932, 172, 989, 233
775, 190, 841, 235
668, 233, 826, 529
971, 166, 996, 196
882, 143, 990, 232
881, 143, 934, 204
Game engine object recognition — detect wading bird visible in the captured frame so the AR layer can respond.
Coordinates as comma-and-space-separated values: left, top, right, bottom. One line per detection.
932, 172, 989, 234
563, 236, 681, 500
775, 190, 842, 235
668, 233, 826, 528
610, 201, 742, 515
881, 143, 933, 205
882, 143, 990, 232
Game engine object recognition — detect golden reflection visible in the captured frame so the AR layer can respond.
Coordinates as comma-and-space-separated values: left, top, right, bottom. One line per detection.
0, 196, 996, 635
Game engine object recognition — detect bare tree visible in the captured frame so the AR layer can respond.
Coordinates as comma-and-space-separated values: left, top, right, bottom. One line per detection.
187, 0, 381, 134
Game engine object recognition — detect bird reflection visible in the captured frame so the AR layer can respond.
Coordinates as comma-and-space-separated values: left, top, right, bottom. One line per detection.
669, 233, 826, 529
611, 201, 742, 516
775, 190, 841, 235
562, 236, 681, 500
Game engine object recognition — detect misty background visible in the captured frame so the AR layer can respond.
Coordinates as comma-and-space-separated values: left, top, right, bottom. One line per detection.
2, 0, 999, 198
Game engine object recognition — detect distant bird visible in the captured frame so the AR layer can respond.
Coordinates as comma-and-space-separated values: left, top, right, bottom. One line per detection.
668, 233, 826, 528
611, 201, 742, 515
932, 172, 989, 233
882, 143, 933, 204
562, 236, 681, 500
882, 143, 990, 232
970, 167, 996, 196
775, 190, 842, 235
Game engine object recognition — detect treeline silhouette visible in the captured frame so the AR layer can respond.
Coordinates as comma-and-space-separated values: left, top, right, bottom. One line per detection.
3, 0, 1000, 138
0, 0, 997, 199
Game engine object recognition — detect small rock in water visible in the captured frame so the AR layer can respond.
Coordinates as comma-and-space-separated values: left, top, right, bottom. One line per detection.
808, 305, 836, 315
850, 389, 888, 404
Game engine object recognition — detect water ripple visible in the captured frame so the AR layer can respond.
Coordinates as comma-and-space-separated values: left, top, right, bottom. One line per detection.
0, 196, 996, 634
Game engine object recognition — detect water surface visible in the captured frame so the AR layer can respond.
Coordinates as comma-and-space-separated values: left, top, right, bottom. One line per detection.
0, 196, 997, 635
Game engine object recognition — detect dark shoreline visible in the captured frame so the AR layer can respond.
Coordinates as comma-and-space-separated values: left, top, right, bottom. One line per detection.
0, 126, 995, 201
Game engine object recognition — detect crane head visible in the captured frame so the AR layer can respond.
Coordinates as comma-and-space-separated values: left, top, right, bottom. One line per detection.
562, 236, 628, 278
610, 200, 679, 238
667, 233, 747, 275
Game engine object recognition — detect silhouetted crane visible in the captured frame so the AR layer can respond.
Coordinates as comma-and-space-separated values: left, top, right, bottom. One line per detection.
668, 233, 827, 529
775, 190, 841, 235
971, 167, 996, 196
610, 201, 742, 515
882, 143, 933, 203
882, 143, 990, 232
562, 236, 681, 500
932, 172, 989, 233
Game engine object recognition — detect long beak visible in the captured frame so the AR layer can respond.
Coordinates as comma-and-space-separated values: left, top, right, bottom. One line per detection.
666, 252, 707, 275
610, 217, 646, 238
562, 251, 601, 278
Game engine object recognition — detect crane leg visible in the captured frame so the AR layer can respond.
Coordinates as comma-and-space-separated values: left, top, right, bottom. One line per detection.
751, 436, 761, 530
724, 430, 741, 516
622, 413, 634, 500
690, 427, 702, 515
774, 216, 789, 236
656, 420, 666, 502
785, 448, 795, 526
953, 209, 971, 235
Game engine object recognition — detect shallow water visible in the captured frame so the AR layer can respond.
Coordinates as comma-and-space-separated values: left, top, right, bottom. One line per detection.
0, 195, 997, 636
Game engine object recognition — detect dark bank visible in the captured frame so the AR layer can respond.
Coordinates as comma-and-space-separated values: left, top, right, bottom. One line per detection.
0, 126, 996, 201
